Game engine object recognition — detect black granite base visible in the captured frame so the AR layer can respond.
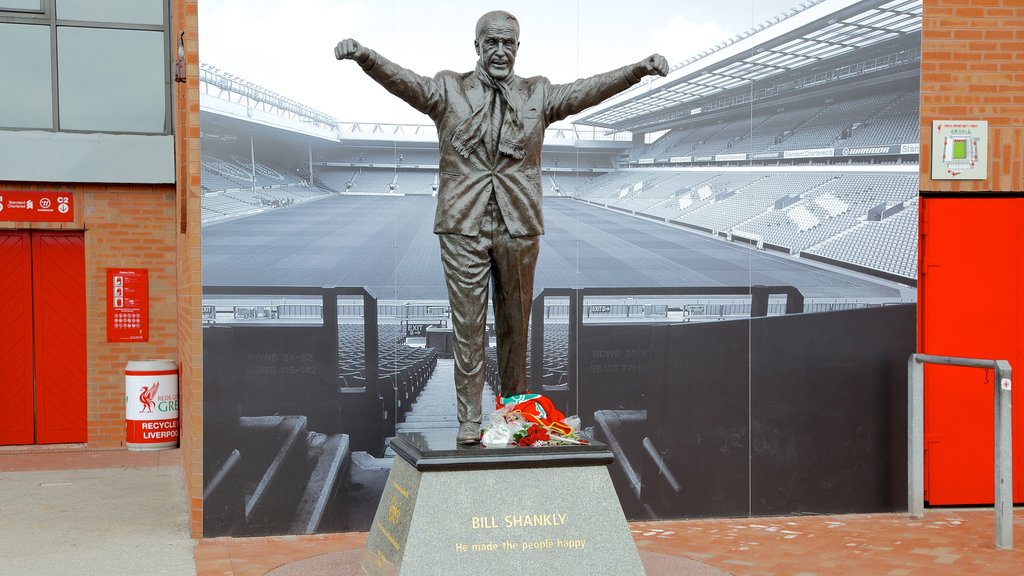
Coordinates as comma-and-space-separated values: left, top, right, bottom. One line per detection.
361, 431, 646, 575
391, 429, 614, 470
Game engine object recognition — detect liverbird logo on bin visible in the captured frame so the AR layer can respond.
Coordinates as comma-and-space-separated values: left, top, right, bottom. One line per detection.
139, 382, 160, 413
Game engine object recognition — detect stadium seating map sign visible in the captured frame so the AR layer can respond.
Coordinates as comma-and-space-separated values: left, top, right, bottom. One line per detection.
107, 268, 149, 343
0, 191, 74, 222
931, 120, 988, 180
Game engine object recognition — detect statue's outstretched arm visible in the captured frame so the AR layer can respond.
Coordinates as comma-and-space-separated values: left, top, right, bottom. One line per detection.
546, 54, 668, 123
334, 38, 445, 119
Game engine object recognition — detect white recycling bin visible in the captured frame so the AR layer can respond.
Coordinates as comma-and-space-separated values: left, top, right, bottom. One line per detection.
125, 359, 179, 450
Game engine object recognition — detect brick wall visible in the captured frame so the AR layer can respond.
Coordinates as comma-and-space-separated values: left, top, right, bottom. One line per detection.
173, 0, 204, 539
920, 0, 1024, 193
86, 187, 180, 446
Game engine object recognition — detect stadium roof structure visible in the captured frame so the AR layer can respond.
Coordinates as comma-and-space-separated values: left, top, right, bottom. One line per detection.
573, 0, 921, 133
199, 65, 628, 145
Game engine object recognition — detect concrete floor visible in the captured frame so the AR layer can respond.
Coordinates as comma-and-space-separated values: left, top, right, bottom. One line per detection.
0, 447, 194, 576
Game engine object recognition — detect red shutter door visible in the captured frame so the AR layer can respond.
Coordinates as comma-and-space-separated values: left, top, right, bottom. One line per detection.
0, 231, 35, 445
32, 231, 87, 444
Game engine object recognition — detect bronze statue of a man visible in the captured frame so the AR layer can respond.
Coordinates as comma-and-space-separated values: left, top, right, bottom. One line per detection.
336, 10, 667, 444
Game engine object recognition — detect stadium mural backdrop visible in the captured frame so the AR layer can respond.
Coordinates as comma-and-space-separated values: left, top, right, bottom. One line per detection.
198, 0, 920, 536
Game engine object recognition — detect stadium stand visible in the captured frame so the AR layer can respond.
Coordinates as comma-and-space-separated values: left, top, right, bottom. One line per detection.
646, 122, 737, 159
201, 156, 305, 191
200, 147, 334, 224
680, 174, 800, 233
337, 323, 438, 419
314, 168, 356, 192
309, 167, 436, 195
394, 171, 438, 195
768, 93, 897, 151
202, 157, 252, 189
741, 107, 814, 155
840, 92, 920, 146
200, 185, 333, 224
545, 172, 597, 196
732, 173, 917, 250
484, 323, 570, 394
391, 149, 440, 165
347, 169, 400, 194
806, 198, 919, 279
201, 193, 259, 221
576, 170, 918, 280
632, 88, 920, 161
200, 0, 922, 283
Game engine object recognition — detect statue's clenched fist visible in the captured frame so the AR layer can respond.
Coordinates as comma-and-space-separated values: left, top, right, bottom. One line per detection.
641, 54, 669, 77
334, 38, 367, 62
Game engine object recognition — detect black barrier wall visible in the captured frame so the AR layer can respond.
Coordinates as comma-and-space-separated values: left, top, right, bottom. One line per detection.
640, 304, 914, 518
203, 299, 914, 535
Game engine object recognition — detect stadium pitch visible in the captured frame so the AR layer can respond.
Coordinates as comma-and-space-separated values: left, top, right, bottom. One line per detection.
202, 194, 909, 301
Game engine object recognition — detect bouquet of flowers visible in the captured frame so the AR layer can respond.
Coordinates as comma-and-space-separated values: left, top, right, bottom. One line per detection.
481, 393, 587, 447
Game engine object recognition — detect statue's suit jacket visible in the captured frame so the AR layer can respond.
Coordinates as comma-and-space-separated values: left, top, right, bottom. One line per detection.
358, 52, 645, 237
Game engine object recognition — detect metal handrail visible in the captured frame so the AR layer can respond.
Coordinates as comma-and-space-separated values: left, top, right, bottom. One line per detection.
908, 353, 1013, 549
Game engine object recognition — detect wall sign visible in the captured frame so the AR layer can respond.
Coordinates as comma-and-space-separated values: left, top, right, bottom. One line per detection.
107, 268, 149, 343
931, 120, 988, 180
0, 191, 74, 222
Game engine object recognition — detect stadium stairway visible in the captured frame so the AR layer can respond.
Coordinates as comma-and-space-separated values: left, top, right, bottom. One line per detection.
297, 358, 502, 533
394, 358, 497, 435
203, 357, 496, 538
203, 415, 353, 537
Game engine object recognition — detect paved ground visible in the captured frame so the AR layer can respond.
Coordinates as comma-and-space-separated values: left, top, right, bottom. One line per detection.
0, 447, 195, 576
194, 510, 1024, 576
2, 447, 1022, 575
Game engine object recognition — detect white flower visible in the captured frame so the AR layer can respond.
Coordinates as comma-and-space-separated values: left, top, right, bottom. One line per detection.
481, 424, 514, 445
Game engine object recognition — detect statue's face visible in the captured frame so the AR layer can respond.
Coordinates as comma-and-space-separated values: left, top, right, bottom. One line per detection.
474, 18, 519, 80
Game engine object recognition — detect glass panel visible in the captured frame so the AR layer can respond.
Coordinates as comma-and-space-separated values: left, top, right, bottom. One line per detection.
0, 0, 41, 11
57, 26, 166, 133
56, 0, 163, 25
0, 23, 53, 129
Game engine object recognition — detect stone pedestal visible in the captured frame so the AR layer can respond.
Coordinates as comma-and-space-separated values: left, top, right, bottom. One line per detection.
361, 430, 646, 575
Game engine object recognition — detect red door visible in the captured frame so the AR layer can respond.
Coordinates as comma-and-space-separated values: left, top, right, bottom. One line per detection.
919, 197, 1023, 504
0, 230, 86, 446
0, 232, 35, 445
32, 232, 87, 444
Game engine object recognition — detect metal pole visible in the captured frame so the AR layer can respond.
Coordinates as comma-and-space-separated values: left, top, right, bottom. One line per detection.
908, 354, 1013, 549
908, 355, 924, 519
993, 360, 1013, 550
250, 132, 257, 192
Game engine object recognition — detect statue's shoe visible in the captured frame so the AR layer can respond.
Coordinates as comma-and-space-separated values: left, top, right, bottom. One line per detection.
456, 421, 481, 445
